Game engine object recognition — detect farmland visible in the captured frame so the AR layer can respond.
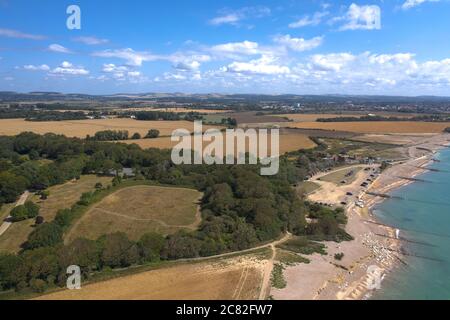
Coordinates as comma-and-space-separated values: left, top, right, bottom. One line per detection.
65, 185, 202, 242
276, 113, 419, 122
0, 175, 111, 254
281, 121, 450, 134
0, 118, 222, 138
113, 107, 229, 114
35, 250, 268, 300
123, 130, 317, 154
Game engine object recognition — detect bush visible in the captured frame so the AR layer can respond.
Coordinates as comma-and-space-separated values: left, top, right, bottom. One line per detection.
35, 216, 45, 225
10, 205, 28, 222
29, 278, 47, 293
24, 201, 39, 218
131, 132, 141, 140
334, 253, 344, 261
145, 129, 160, 139
25, 223, 63, 249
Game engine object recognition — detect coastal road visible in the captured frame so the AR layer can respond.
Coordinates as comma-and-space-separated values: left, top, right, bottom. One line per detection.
0, 191, 30, 237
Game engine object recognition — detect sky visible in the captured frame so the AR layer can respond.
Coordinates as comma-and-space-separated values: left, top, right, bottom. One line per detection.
0, 0, 449, 95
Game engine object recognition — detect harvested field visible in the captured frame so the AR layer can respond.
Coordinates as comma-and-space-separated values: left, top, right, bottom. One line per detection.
276, 113, 419, 122
282, 121, 450, 134
35, 252, 267, 300
0, 118, 222, 138
123, 131, 316, 154
205, 112, 291, 124
0, 175, 111, 254
65, 185, 202, 242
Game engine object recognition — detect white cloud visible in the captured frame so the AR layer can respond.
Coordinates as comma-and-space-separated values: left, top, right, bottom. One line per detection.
209, 6, 271, 27
48, 44, 73, 54
73, 36, 109, 45
273, 35, 323, 52
23, 64, 50, 71
289, 11, 329, 28
210, 41, 261, 57
402, 0, 439, 10
0, 28, 46, 40
93, 48, 160, 66
224, 55, 290, 75
49, 61, 89, 76
338, 3, 381, 31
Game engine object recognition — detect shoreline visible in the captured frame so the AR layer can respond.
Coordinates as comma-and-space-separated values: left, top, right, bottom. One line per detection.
271, 132, 450, 300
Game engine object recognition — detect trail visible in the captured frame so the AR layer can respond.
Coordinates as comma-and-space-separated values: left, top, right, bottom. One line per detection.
0, 191, 30, 237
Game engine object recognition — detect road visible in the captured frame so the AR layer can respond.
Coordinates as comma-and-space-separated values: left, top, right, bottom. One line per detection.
0, 191, 30, 237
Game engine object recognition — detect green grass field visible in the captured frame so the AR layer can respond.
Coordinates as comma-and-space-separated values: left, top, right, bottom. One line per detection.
296, 181, 320, 195
321, 138, 403, 160
320, 167, 363, 185
65, 185, 202, 242
0, 175, 112, 254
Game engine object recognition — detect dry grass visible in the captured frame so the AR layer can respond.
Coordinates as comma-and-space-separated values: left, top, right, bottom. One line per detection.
0, 175, 111, 254
35, 254, 266, 300
123, 131, 316, 154
0, 118, 222, 138
282, 121, 450, 134
320, 167, 363, 185
65, 185, 202, 242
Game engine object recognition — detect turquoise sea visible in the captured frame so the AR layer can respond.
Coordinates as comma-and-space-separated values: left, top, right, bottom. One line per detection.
372, 147, 450, 300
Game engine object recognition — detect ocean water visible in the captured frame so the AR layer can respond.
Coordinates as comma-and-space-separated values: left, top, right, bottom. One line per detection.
372, 147, 450, 300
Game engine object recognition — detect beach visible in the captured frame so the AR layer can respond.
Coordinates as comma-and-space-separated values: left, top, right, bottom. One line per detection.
272, 133, 450, 300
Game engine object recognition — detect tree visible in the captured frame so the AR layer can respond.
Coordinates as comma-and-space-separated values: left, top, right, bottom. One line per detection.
138, 232, 165, 262
0, 254, 24, 290
95, 182, 103, 190
58, 238, 100, 274
145, 129, 160, 139
98, 232, 139, 268
24, 201, 39, 219
0, 171, 28, 203
25, 223, 63, 249
10, 205, 28, 222
35, 216, 45, 225
131, 132, 141, 140
38, 190, 50, 200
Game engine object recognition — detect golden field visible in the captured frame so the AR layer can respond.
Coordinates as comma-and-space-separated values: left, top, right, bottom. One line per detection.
0, 118, 222, 138
35, 252, 267, 300
123, 131, 317, 154
64, 185, 202, 242
281, 121, 450, 134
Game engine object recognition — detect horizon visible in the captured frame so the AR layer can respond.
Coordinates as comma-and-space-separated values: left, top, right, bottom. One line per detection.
1, 0, 450, 96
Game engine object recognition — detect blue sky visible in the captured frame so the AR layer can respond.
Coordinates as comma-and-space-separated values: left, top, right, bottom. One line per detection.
0, 0, 449, 95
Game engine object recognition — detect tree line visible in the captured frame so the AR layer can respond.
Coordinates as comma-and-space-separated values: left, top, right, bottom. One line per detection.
86, 129, 161, 141
317, 115, 450, 122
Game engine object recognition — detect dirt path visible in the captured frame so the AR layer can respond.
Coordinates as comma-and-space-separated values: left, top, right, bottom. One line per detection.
0, 191, 30, 237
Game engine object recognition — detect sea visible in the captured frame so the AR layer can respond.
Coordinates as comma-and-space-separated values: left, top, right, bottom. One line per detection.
371, 147, 450, 300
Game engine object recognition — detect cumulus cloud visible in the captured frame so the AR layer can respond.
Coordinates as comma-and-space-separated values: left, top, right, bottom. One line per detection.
289, 11, 329, 28
101, 63, 146, 82
49, 61, 89, 76
93, 48, 160, 66
402, 0, 440, 10
337, 3, 381, 31
48, 44, 73, 54
23, 64, 50, 71
209, 6, 271, 26
273, 35, 323, 52
73, 36, 109, 45
0, 28, 46, 40
210, 41, 262, 58
224, 55, 290, 75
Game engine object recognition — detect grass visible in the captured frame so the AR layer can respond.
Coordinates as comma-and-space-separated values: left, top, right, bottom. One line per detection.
65, 185, 202, 242
320, 167, 363, 185
0, 175, 112, 254
296, 181, 320, 195
321, 137, 402, 160
271, 263, 287, 289
278, 236, 327, 256
0, 203, 14, 222
275, 249, 310, 266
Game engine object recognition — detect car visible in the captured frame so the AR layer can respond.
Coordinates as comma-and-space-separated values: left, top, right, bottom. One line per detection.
346, 192, 353, 196
341, 201, 348, 206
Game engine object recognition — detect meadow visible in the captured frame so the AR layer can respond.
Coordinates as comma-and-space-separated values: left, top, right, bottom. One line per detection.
0, 175, 111, 253
64, 185, 202, 242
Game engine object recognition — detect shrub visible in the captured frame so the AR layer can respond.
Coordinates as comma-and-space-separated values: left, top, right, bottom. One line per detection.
24, 201, 39, 219
334, 253, 344, 261
29, 278, 47, 293
25, 223, 63, 249
145, 129, 160, 139
10, 205, 28, 222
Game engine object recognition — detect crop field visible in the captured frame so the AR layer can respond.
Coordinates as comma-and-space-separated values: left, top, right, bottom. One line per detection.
0, 118, 222, 138
282, 121, 450, 134
0, 175, 111, 254
65, 185, 202, 242
35, 251, 268, 300
113, 107, 230, 113
123, 131, 316, 154
276, 113, 418, 122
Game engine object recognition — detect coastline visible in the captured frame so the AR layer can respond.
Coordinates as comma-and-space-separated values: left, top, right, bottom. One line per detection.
271, 132, 450, 300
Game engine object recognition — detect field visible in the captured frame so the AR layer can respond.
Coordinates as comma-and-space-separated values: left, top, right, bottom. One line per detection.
319, 167, 363, 185
296, 181, 320, 195
123, 130, 317, 154
0, 175, 111, 254
0, 118, 222, 138
205, 112, 291, 124
281, 121, 450, 134
276, 113, 418, 122
65, 185, 202, 242
321, 138, 405, 160
35, 251, 268, 300
113, 107, 229, 113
